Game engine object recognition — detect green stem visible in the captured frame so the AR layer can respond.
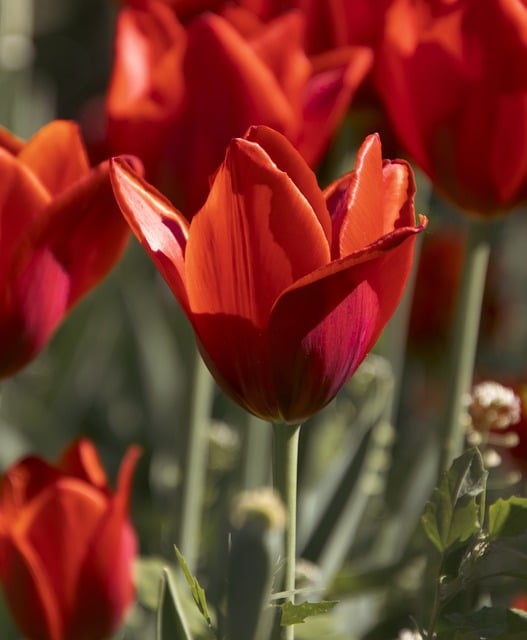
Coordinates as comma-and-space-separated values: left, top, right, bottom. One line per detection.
242, 414, 271, 490
426, 556, 445, 639
439, 219, 491, 476
178, 345, 215, 572
272, 423, 301, 640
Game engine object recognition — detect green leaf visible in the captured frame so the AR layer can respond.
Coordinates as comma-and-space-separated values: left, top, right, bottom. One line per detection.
281, 601, 339, 626
156, 568, 194, 640
446, 606, 527, 639
488, 496, 527, 539
174, 546, 214, 629
421, 448, 487, 553
135, 556, 173, 611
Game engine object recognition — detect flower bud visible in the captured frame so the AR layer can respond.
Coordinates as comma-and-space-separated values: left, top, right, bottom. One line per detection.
0, 438, 139, 640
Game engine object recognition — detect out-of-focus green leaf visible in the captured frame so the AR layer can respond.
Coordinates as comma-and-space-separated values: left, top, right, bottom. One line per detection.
281, 601, 338, 626
156, 568, 194, 640
446, 606, 527, 639
488, 496, 527, 539
174, 546, 214, 630
421, 448, 487, 553
135, 557, 171, 610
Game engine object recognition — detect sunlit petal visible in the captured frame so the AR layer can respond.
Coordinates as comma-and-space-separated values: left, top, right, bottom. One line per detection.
269, 220, 425, 422
110, 157, 190, 314
18, 121, 90, 196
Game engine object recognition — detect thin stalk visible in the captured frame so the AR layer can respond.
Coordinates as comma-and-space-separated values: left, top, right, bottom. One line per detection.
272, 423, 301, 640
178, 346, 215, 572
242, 414, 271, 490
381, 232, 422, 422
426, 556, 445, 639
439, 219, 491, 476
382, 171, 431, 422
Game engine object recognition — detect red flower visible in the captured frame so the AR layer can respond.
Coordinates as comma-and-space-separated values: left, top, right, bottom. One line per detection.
0, 120, 137, 378
232, 0, 395, 53
408, 229, 504, 355
0, 439, 140, 640
511, 593, 527, 611
105, 0, 371, 215
110, 126, 426, 423
375, 0, 527, 216
120, 0, 394, 52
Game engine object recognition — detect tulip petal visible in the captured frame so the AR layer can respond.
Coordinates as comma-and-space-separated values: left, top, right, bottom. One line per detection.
110, 157, 190, 313
244, 125, 332, 244
31, 159, 133, 307
187, 136, 330, 321
0, 149, 50, 285
106, 1, 186, 181
58, 438, 109, 492
326, 134, 416, 258
18, 121, 90, 196
171, 13, 300, 213
0, 126, 24, 155
186, 136, 331, 420
249, 11, 311, 114
108, 2, 184, 117
0, 247, 69, 378
15, 478, 107, 637
269, 220, 425, 423
0, 458, 60, 533
298, 45, 372, 167
0, 533, 62, 640
69, 446, 140, 640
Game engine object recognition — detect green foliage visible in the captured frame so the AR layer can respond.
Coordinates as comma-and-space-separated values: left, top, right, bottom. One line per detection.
174, 546, 214, 631
421, 448, 487, 553
446, 607, 527, 639
488, 496, 527, 539
156, 568, 194, 640
280, 601, 339, 626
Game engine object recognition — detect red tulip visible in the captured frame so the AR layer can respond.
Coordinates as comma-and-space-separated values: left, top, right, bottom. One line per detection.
232, 0, 395, 53
105, 0, 371, 215
0, 120, 137, 378
375, 0, 527, 216
511, 593, 527, 611
0, 439, 140, 640
121, 0, 393, 52
408, 229, 504, 356
110, 126, 426, 423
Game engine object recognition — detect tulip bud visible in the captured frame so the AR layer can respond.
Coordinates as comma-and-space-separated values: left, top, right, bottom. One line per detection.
228, 488, 285, 640
0, 438, 140, 640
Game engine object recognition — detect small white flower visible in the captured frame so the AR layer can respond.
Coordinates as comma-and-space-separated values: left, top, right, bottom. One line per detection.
396, 630, 423, 640
467, 381, 521, 432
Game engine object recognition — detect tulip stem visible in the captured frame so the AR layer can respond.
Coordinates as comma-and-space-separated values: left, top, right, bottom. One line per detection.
439, 218, 491, 475
178, 345, 215, 572
242, 414, 271, 489
272, 422, 301, 640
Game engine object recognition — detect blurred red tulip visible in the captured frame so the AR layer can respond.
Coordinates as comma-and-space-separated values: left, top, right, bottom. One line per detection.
233, 0, 394, 53
511, 593, 527, 611
0, 120, 138, 378
105, 0, 372, 215
375, 0, 527, 216
408, 229, 504, 356
0, 439, 140, 640
110, 126, 426, 423
120, 0, 394, 52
